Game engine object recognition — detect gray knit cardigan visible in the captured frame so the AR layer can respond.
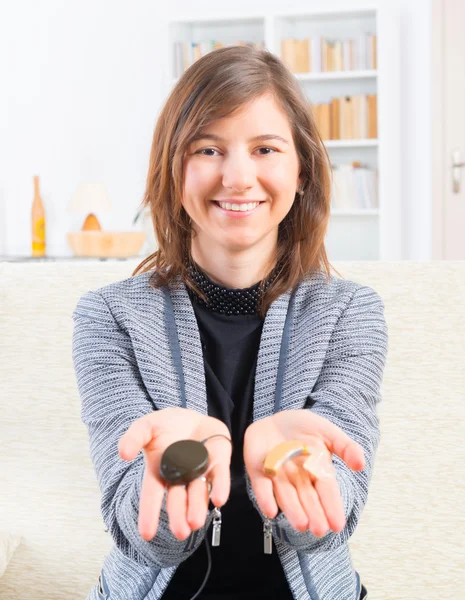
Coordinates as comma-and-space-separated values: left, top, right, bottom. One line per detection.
72, 269, 388, 600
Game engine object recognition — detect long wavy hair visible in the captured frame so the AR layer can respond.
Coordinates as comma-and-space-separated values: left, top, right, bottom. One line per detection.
133, 45, 341, 316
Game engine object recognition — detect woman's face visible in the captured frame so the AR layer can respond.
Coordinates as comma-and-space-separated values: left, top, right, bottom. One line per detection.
182, 93, 301, 258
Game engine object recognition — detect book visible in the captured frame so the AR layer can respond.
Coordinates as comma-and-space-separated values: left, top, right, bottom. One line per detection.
367, 94, 378, 138
331, 98, 340, 140
294, 39, 310, 73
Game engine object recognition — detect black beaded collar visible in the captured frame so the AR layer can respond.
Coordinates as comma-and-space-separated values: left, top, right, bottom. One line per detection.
186, 262, 274, 316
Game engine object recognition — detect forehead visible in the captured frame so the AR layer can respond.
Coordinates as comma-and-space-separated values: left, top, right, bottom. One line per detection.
192, 94, 294, 142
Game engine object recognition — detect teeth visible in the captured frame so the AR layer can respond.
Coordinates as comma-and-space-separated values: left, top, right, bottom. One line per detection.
218, 202, 260, 212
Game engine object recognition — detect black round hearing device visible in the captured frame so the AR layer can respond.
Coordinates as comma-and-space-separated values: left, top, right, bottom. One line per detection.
160, 439, 209, 485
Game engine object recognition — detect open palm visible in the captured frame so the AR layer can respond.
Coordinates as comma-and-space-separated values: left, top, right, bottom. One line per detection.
243, 410, 365, 537
118, 407, 232, 541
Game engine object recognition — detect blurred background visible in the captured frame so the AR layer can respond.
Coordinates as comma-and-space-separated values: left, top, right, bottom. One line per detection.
0, 0, 463, 262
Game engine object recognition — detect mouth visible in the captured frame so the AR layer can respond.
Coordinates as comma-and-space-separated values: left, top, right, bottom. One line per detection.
212, 200, 264, 214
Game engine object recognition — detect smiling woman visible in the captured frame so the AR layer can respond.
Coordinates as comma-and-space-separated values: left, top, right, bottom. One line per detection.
73, 45, 386, 600
133, 44, 336, 313
181, 92, 303, 285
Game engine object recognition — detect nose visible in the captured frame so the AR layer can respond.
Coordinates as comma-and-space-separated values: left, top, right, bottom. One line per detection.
221, 150, 255, 193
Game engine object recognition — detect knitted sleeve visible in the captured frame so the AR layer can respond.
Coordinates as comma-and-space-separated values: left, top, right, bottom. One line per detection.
249, 284, 389, 553
72, 289, 211, 568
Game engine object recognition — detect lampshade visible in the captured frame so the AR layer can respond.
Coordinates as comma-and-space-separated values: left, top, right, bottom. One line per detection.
68, 182, 112, 213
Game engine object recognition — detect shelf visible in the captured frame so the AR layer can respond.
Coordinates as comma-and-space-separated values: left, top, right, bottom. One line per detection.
169, 14, 265, 25
324, 139, 378, 148
276, 8, 377, 20
0, 256, 139, 262
295, 70, 377, 81
174, 70, 377, 86
331, 209, 379, 216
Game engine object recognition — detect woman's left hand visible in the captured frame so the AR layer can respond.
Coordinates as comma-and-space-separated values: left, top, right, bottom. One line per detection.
243, 410, 365, 537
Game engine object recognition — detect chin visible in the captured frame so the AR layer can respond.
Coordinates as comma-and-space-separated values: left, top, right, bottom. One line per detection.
220, 237, 260, 252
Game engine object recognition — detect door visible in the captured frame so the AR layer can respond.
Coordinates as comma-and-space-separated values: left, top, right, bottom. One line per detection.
432, 0, 465, 259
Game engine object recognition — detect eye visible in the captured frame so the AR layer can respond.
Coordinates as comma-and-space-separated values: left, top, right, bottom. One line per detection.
256, 147, 277, 155
194, 146, 277, 156
195, 148, 220, 156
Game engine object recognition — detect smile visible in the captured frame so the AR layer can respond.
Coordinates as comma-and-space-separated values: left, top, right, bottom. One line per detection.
213, 201, 263, 214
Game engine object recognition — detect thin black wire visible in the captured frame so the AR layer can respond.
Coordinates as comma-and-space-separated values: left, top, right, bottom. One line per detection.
188, 522, 212, 600
200, 434, 232, 446
187, 435, 230, 600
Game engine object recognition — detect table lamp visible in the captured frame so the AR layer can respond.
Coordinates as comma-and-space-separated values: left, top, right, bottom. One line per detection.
67, 182, 145, 258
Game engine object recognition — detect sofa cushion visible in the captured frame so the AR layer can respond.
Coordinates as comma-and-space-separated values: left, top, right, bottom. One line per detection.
0, 533, 21, 578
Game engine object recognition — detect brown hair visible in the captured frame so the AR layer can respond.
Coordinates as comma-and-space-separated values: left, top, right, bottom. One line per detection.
133, 45, 342, 317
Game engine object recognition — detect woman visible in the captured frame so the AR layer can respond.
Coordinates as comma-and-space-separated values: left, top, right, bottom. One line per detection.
72, 45, 387, 599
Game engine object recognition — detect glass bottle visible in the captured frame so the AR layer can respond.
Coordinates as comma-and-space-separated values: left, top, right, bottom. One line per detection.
31, 175, 46, 257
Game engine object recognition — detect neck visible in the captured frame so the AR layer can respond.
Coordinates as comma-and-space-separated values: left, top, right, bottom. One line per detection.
190, 241, 277, 289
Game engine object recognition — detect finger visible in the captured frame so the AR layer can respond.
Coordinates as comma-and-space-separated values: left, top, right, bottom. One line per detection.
166, 484, 191, 540
313, 475, 346, 533
289, 465, 330, 537
138, 459, 166, 541
186, 477, 210, 531
207, 460, 231, 508
244, 432, 280, 518
249, 471, 279, 518
202, 436, 232, 508
118, 414, 158, 461
273, 469, 308, 532
303, 414, 365, 471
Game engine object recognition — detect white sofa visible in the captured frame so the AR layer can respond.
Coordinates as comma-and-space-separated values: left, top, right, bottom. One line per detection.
0, 260, 464, 600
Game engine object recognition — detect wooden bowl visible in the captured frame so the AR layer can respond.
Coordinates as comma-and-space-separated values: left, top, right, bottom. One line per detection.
67, 231, 145, 258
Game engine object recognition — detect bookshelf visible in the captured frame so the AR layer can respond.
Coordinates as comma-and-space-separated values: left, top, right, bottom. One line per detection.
325, 140, 378, 148
167, 8, 402, 260
295, 70, 377, 81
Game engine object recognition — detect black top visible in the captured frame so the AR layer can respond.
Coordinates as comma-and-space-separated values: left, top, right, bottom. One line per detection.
161, 266, 293, 599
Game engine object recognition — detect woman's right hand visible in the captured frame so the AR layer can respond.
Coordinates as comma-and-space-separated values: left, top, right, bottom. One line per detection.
118, 408, 232, 542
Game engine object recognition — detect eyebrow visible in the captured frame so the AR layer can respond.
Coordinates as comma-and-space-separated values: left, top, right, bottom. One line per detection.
189, 133, 289, 145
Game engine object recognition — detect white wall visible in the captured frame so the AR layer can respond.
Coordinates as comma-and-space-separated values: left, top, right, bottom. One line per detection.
0, 0, 431, 258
